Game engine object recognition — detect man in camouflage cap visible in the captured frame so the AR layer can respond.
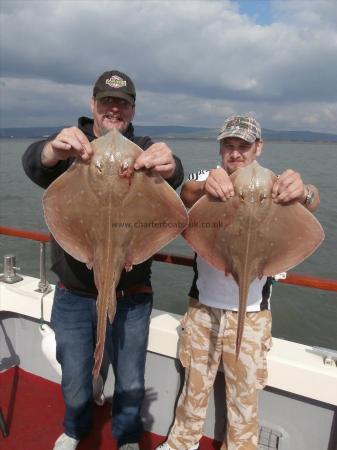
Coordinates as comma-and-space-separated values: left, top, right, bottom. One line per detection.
217, 114, 261, 142
157, 114, 320, 450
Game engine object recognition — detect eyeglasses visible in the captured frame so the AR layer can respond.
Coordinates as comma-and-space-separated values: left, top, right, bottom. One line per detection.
99, 97, 130, 107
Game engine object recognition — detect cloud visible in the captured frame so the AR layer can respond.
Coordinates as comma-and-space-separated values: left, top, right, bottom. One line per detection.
1, 0, 337, 132
0, 77, 91, 127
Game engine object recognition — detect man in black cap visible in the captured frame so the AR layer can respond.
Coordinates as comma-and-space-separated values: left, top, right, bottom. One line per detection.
22, 70, 184, 450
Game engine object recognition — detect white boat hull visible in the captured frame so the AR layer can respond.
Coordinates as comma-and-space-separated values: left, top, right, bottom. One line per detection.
1, 276, 336, 449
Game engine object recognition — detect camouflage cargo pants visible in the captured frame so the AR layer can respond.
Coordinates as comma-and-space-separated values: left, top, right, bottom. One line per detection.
167, 298, 272, 450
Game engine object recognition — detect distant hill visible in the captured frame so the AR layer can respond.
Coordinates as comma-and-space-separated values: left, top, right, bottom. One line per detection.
134, 125, 216, 139
0, 126, 64, 139
261, 128, 337, 143
1, 125, 337, 142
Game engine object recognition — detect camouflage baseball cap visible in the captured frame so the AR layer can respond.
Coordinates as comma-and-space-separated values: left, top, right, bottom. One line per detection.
93, 70, 136, 104
217, 115, 261, 143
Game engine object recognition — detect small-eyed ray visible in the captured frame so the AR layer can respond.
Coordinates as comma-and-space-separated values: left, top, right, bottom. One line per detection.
182, 161, 324, 359
43, 129, 188, 378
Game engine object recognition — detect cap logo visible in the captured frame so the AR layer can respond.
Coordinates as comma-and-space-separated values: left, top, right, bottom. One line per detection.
227, 119, 250, 130
106, 75, 127, 89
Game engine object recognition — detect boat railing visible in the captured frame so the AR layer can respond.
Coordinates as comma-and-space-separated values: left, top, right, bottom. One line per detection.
1, 225, 337, 293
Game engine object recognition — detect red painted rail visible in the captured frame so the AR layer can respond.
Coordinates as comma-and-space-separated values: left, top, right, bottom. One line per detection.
0, 226, 50, 243
1, 226, 337, 292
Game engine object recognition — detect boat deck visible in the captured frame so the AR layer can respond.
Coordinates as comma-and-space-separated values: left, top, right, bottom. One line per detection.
0, 367, 222, 450
1, 227, 337, 450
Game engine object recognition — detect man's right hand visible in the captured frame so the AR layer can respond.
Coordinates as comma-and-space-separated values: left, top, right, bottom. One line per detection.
41, 127, 93, 167
205, 167, 234, 200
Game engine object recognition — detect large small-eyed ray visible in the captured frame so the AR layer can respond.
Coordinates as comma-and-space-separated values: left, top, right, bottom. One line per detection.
183, 161, 324, 358
43, 129, 188, 377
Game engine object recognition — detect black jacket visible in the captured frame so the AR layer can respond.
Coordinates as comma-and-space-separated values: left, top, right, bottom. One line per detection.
22, 117, 184, 297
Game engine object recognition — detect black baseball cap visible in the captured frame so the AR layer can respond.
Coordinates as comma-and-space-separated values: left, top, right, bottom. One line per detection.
92, 70, 136, 105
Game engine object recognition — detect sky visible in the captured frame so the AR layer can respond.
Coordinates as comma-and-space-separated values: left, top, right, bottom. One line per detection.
1, 0, 337, 133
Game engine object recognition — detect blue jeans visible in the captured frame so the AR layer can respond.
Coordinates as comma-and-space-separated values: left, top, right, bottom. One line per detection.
51, 285, 153, 446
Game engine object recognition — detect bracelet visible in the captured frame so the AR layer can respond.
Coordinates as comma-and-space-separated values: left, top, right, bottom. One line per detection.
303, 185, 315, 207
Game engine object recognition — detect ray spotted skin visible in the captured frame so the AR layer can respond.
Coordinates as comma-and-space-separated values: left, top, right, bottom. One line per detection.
43, 129, 188, 378
183, 160, 324, 358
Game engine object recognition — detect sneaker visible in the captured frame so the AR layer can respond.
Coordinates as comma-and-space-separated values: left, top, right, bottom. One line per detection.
53, 433, 80, 450
119, 444, 140, 450
156, 442, 199, 450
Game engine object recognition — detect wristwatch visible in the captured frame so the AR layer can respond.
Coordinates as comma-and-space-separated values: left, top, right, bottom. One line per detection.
303, 186, 315, 207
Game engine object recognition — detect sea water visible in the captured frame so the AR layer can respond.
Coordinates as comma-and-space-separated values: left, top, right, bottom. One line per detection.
0, 137, 336, 349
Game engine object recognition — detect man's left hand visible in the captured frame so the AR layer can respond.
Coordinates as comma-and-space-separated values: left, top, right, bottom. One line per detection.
134, 142, 176, 179
272, 169, 306, 204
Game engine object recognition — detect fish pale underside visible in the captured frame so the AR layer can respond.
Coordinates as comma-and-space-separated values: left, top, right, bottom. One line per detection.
43, 129, 188, 378
182, 161, 324, 359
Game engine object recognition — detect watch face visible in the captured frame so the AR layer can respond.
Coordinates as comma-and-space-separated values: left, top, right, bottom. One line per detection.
307, 190, 315, 205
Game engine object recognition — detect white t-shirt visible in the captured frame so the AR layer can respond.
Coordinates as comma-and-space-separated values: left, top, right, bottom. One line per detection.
187, 168, 272, 311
